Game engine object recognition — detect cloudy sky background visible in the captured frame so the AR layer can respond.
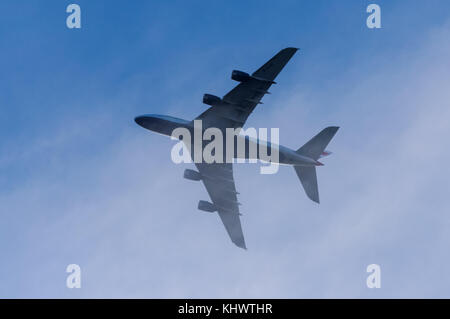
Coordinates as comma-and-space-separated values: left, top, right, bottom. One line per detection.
1, 0, 450, 298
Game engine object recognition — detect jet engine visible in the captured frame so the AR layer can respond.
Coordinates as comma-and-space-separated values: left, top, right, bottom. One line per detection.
231, 70, 251, 82
203, 94, 222, 106
198, 200, 217, 213
184, 169, 202, 181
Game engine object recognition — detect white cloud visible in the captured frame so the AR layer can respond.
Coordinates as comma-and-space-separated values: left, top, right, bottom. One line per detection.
1, 18, 450, 298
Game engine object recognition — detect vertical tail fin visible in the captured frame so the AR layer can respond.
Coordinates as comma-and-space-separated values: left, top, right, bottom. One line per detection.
294, 127, 339, 203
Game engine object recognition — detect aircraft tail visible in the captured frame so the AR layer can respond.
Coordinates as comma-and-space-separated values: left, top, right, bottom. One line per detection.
294, 127, 339, 203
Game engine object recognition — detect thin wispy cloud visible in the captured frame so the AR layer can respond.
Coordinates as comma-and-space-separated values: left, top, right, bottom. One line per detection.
1, 1, 449, 298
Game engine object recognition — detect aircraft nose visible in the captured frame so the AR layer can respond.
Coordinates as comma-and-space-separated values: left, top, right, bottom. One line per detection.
134, 115, 147, 128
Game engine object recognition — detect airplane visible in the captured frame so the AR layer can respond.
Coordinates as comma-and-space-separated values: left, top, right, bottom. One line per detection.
135, 47, 339, 249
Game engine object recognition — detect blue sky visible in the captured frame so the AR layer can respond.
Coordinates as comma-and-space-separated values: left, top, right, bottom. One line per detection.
1, 0, 450, 298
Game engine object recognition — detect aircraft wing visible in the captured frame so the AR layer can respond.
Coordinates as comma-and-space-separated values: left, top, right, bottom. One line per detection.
194, 162, 246, 249
197, 47, 298, 130
190, 48, 298, 249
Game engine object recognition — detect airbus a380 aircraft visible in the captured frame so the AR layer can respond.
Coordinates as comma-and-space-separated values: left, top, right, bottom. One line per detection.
135, 48, 338, 249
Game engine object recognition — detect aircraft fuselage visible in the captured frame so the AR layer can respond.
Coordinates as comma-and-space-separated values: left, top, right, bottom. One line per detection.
135, 114, 321, 167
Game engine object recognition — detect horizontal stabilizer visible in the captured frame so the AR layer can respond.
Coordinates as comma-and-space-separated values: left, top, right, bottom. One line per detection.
294, 166, 319, 203
294, 127, 339, 203
297, 127, 339, 160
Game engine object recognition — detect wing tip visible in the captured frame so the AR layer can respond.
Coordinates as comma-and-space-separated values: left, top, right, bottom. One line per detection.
283, 47, 300, 54
233, 238, 247, 250
305, 192, 320, 204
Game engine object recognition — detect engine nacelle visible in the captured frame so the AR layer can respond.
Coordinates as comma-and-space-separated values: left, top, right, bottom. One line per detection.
231, 70, 251, 82
198, 200, 217, 213
203, 94, 222, 106
184, 169, 202, 181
